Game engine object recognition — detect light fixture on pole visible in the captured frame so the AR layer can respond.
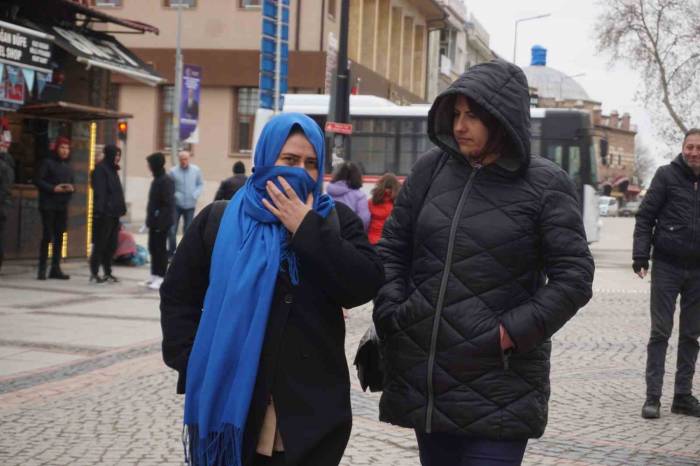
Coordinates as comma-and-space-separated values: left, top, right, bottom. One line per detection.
512, 13, 551, 64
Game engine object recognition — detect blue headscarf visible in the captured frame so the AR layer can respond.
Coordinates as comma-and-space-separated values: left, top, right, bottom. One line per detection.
183, 113, 334, 465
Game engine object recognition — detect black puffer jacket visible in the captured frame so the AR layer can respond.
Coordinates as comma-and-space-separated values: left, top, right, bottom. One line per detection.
373, 59, 594, 439
91, 146, 126, 218
35, 153, 74, 211
633, 154, 700, 267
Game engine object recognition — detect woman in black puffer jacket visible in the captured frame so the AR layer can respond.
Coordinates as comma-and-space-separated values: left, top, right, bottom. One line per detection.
373, 59, 594, 465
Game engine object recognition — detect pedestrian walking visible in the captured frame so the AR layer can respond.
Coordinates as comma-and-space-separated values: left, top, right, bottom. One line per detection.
160, 113, 383, 466
90, 144, 126, 283
34, 136, 74, 280
168, 150, 203, 256
144, 152, 174, 290
633, 128, 700, 419
367, 172, 400, 245
373, 59, 594, 466
0, 135, 15, 273
214, 161, 248, 201
326, 161, 370, 231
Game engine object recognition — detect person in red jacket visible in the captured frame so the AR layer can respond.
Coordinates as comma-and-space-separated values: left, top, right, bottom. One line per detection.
367, 173, 401, 245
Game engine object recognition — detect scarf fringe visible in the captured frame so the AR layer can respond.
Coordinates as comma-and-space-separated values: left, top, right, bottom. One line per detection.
183, 424, 243, 466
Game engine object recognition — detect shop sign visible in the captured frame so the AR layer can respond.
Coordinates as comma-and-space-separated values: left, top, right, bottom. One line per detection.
0, 20, 53, 73
179, 64, 201, 143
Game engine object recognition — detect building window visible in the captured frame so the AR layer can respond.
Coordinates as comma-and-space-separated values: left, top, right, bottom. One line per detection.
159, 85, 175, 150
94, 0, 123, 6
240, 0, 261, 7
328, 0, 336, 19
165, 0, 196, 7
234, 88, 258, 152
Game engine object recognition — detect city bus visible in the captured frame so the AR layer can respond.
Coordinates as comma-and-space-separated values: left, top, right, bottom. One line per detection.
282, 94, 600, 242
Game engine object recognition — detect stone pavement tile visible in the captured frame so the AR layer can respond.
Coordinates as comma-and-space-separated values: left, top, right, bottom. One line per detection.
39, 296, 161, 320
0, 287, 79, 308
0, 350, 84, 377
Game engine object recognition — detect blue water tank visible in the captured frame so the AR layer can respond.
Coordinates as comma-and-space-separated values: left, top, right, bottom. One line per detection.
531, 45, 547, 66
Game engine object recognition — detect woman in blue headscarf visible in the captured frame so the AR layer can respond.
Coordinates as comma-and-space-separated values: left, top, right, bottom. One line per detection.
160, 113, 384, 466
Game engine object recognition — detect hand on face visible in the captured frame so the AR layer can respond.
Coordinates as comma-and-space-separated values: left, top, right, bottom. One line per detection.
262, 176, 314, 234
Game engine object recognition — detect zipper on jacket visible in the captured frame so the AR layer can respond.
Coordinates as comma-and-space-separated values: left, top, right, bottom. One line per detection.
424, 167, 479, 433
692, 181, 699, 251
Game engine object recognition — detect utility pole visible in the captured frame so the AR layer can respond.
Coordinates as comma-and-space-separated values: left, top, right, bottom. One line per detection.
329, 0, 350, 167
170, 1, 184, 167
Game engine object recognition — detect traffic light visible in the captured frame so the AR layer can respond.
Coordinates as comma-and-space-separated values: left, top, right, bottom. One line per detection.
117, 120, 128, 141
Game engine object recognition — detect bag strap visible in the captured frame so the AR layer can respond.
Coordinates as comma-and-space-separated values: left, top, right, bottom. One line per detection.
204, 200, 228, 253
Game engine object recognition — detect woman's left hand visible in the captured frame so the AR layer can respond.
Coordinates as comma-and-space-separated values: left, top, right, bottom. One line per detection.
262, 176, 314, 234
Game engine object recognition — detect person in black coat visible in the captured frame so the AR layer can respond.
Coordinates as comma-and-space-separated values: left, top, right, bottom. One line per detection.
214, 161, 248, 201
144, 152, 175, 290
633, 128, 700, 419
34, 136, 74, 280
373, 60, 594, 466
90, 144, 126, 283
160, 114, 384, 466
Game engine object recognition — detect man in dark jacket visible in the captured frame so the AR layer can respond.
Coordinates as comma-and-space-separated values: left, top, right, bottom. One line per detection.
144, 152, 174, 290
0, 137, 15, 273
214, 161, 247, 201
35, 136, 74, 280
373, 60, 594, 462
90, 144, 126, 283
633, 128, 700, 419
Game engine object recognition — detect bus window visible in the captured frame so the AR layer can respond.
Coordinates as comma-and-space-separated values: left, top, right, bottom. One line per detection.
398, 119, 431, 175
351, 118, 396, 175
546, 145, 564, 167
569, 146, 581, 186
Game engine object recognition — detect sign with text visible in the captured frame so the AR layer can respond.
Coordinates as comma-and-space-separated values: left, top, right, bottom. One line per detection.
179, 64, 201, 143
259, 0, 289, 110
0, 21, 52, 73
325, 122, 353, 135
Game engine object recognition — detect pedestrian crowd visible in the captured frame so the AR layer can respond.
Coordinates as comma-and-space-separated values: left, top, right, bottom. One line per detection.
0, 59, 698, 466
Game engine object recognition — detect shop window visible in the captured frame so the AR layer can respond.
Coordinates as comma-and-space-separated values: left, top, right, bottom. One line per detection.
234, 88, 258, 152
240, 0, 261, 7
159, 85, 175, 150
94, 0, 123, 6
165, 0, 196, 7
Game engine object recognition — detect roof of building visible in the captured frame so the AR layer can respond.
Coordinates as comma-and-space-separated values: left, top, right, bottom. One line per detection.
522, 45, 590, 101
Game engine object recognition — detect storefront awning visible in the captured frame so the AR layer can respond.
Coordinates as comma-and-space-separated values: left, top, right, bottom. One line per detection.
18, 101, 132, 121
52, 0, 159, 35
42, 25, 164, 86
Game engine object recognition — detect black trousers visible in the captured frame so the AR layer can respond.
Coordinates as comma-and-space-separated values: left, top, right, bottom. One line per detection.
416, 431, 528, 466
90, 216, 120, 276
646, 259, 700, 397
252, 453, 286, 466
0, 208, 6, 269
38, 209, 67, 270
148, 229, 168, 277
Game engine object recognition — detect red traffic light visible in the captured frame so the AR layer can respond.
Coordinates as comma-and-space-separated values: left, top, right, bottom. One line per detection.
117, 121, 128, 140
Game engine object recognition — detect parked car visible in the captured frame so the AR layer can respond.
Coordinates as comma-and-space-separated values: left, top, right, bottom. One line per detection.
599, 196, 619, 217
618, 201, 641, 217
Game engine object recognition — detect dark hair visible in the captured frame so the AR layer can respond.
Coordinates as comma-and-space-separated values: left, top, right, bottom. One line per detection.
371, 172, 401, 204
456, 95, 514, 157
684, 128, 700, 143
233, 161, 246, 174
331, 161, 363, 190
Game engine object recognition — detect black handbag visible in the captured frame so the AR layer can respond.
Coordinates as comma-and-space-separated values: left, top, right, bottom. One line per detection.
353, 322, 384, 392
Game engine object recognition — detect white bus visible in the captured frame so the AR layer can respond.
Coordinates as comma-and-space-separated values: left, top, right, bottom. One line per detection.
282, 94, 600, 242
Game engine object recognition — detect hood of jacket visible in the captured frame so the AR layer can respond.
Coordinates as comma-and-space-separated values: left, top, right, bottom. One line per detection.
102, 144, 120, 170
428, 59, 531, 174
147, 152, 166, 177
326, 180, 357, 197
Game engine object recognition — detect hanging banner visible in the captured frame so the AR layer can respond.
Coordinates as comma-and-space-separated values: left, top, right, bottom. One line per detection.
0, 20, 53, 73
0, 64, 25, 111
179, 64, 201, 143
259, 0, 289, 110
21, 67, 34, 92
36, 70, 51, 96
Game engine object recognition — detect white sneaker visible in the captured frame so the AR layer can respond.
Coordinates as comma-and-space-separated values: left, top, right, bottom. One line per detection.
148, 277, 164, 290
140, 275, 155, 287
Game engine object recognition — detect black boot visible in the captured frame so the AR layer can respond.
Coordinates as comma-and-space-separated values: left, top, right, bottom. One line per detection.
37, 265, 47, 280
49, 267, 70, 280
641, 397, 660, 419
671, 394, 700, 417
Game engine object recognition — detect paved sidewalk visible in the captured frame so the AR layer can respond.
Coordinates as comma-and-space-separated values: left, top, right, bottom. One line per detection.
0, 218, 698, 465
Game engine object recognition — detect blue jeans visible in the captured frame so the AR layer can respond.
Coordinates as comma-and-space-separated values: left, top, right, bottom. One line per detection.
168, 206, 194, 256
416, 431, 528, 466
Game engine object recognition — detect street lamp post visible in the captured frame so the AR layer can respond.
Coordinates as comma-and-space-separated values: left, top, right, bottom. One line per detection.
512, 13, 551, 64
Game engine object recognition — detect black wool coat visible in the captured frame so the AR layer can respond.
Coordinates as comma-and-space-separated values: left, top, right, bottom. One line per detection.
160, 201, 384, 466
214, 174, 247, 201
91, 160, 126, 218
633, 154, 700, 267
146, 172, 175, 232
373, 59, 594, 439
35, 154, 74, 211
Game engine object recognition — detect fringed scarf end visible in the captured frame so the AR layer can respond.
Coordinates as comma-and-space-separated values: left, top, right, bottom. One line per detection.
183, 424, 243, 466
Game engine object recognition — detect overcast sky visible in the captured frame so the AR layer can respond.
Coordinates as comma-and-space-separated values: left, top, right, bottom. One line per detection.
464, 0, 673, 166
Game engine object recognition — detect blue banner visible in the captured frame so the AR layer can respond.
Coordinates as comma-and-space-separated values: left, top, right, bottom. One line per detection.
179, 64, 201, 142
